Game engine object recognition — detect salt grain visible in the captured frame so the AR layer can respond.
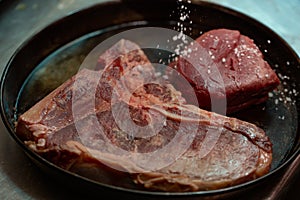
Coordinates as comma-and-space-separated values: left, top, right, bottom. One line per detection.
268, 92, 274, 98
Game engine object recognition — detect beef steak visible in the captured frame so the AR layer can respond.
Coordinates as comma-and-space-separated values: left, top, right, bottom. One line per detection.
168, 29, 280, 114
16, 39, 272, 192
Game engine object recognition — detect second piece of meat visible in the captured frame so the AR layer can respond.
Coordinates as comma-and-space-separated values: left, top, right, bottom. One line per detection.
168, 29, 280, 114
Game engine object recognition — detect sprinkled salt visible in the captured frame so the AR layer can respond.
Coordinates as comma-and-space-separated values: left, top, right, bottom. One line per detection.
278, 116, 285, 120
155, 72, 162, 77
268, 92, 274, 98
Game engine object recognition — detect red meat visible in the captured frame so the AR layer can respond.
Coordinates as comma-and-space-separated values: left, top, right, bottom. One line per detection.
168, 29, 280, 114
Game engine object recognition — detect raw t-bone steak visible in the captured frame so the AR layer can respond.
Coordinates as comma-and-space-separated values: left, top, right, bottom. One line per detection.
168, 29, 280, 114
16, 39, 272, 192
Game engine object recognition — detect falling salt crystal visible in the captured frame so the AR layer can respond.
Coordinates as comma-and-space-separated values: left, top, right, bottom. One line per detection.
274, 99, 279, 105
222, 58, 226, 63
180, 15, 186, 21
268, 92, 274, 98
264, 49, 268, 53
267, 40, 271, 44
278, 116, 285, 120
163, 75, 169, 80
155, 72, 162, 77
287, 61, 290, 65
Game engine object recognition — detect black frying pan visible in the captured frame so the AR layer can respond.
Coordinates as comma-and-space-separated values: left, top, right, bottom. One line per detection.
1, 0, 299, 199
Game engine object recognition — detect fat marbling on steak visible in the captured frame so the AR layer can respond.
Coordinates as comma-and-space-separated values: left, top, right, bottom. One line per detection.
16, 39, 272, 192
168, 29, 280, 114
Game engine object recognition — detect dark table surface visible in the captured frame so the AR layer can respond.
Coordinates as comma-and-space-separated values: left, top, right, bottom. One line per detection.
0, 0, 299, 199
